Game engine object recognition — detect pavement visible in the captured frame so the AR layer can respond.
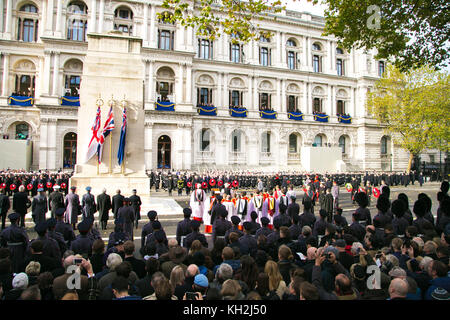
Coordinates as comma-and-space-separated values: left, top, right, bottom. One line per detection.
1, 182, 443, 257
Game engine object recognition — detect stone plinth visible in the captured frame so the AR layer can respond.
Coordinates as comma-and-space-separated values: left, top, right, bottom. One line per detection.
71, 32, 149, 195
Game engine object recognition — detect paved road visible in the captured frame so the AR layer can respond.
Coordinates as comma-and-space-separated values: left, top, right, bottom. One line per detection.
2, 182, 443, 258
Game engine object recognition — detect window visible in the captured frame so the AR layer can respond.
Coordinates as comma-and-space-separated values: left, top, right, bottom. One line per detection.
336, 47, 344, 55
313, 55, 321, 72
15, 75, 34, 96
67, 19, 87, 41
289, 134, 297, 153
339, 136, 346, 153
230, 90, 241, 107
232, 130, 241, 152
63, 132, 77, 168
198, 39, 213, 59
260, 35, 270, 43
200, 129, 210, 151
337, 100, 345, 114
17, 4, 39, 42
114, 7, 133, 35
378, 61, 385, 77
288, 95, 298, 112
230, 43, 242, 63
68, 2, 87, 14
21, 5, 38, 13
337, 58, 344, 76
156, 81, 173, 101
287, 51, 296, 69
198, 88, 212, 105
64, 76, 81, 96
429, 155, 435, 163
158, 30, 174, 50
286, 39, 296, 47
260, 47, 270, 66
381, 136, 388, 155
261, 132, 271, 153
314, 135, 323, 147
259, 93, 271, 110
312, 43, 321, 51
15, 123, 29, 140
313, 98, 322, 112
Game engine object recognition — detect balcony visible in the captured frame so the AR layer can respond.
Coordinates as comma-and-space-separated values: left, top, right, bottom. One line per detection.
229, 152, 246, 164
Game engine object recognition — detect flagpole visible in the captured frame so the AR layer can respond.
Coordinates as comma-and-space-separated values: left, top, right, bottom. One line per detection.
121, 96, 127, 175
108, 95, 114, 174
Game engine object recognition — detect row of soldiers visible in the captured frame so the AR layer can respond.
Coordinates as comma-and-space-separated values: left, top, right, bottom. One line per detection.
146, 169, 427, 195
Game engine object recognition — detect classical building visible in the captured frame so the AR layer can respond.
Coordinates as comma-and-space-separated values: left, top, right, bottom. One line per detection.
0, 0, 442, 172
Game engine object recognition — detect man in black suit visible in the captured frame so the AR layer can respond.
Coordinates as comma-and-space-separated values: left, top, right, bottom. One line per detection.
287, 195, 300, 219
13, 185, 31, 228
0, 188, 11, 230
112, 189, 125, 221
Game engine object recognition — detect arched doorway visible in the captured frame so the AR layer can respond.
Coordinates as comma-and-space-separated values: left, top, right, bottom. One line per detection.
157, 135, 171, 169
63, 132, 77, 168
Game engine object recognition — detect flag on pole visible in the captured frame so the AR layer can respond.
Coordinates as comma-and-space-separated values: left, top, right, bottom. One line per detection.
97, 106, 115, 164
85, 106, 101, 163
117, 107, 127, 166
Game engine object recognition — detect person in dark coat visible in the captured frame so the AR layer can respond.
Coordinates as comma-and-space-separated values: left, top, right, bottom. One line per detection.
13, 185, 31, 228
70, 220, 94, 258
238, 222, 257, 257
111, 190, 125, 220
48, 185, 64, 219
333, 208, 348, 227
391, 200, 409, 236
21, 240, 61, 275
184, 220, 208, 249
117, 198, 135, 241
212, 207, 232, 243
141, 211, 159, 251
209, 194, 225, 226
287, 196, 300, 219
289, 214, 302, 240
225, 216, 244, 244
46, 218, 67, 255
412, 198, 434, 234
81, 186, 96, 221
176, 208, 192, 246
0, 213, 29, 272
129, 189, 142, 230
313, 209, 328, 238
354, 192, 372, 227
323, 189, 334, 223
143, 221, 168, 251
349, 213, 366, 242
0, 189, 11, 230
31, 188, 48, 225
97, 188, 112, 230
299, 200, 316, 229
54, 208, 76, 248
65, 186, 81, 230
249, 211, 261, 235
123, 240, 146, 279
273, 208, 291, 228
255, 217, 273, 239
28, 221, 61, 262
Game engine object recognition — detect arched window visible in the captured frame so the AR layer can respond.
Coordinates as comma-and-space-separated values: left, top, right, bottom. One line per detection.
200, 129, 211, 152
312, 43, 321, 51
289, 134, 298, 153
67, 1, 88, 41
339, 136, 346, 153
381, 136, 388, 155
314, 135, 323, 147
17, 4, 39, 42
261, 131, 271, 153
336, 47, 344, 55
198, 38, 213, 59
15, 74, 35, 96
313, 55, 321, 72
230, 33, 243, 63
63, 132, 77, 168
337, 58, 344, 76
313, 98, 322, 112
286, 39, 296, 47
379, 61, 385, 77
231, 130, 241, 152
15, 123, 29, 140
114, 6, 133, 35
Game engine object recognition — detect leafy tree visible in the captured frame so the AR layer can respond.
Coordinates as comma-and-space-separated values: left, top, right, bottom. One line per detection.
367, 64, 450, 172
316, 0, 449, 71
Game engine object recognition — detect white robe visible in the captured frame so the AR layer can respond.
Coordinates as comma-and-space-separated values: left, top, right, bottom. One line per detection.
190, 189, 206, 221
223, 200, 236, 221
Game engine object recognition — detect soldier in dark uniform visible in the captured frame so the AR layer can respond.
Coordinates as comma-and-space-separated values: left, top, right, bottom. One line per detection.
13, 185, 31, 228
238, 222, 257, 257
249, 211, 261, 235
141, 210, 159, 250
184, 220, 208, 249
97, 188, 112, 230
225, 216, 244, 244
111, 189, 124, 220
0, 188, 11, 230
176, 208, 192, 246
299, 200, 316, 229
288, 214, 301, 240
349, 213, 366, 242
129, 189, 142, 229
256, 217, 273, 239
31, 188, 48, 225
167, 173, 173, 196
209, 194, 225, 226
143, 220, 168, 251
154, 173, 160, 192
81, 186, 96, 221
313, 209, 328, 238
46, 217, 67, 254
54, 208, 75, 248
273, 206, 291, 228
70, 219, 94, 258
117, 198, 135, 241
0, 212, 29, 272
212, 208, 231, 243
333, 208, 348, 227
48, 185, 64, 219
29, 221, 61, 261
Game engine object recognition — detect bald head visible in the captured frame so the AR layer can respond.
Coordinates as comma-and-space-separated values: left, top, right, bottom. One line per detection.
335, 274, 352, 293
168, 238, 178, 248
186, 264, 199, 278
307, 247, 317, 260
389, 278, 408, 299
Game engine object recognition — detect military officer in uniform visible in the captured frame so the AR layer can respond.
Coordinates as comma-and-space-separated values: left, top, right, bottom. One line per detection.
0, 212, 29, 272
0, 188, 11, 230
70, 219, 94, 258
31, 188, 48, 225
212, 208, 232, 243
97, 188, 112, 230
81, 186, 96, 221
176, 208, 193, 246
48, 185, 64, 219
54, 208, 76, 248
112, 189, 125, 221
129, 189, 142, 229
184, 220, 208, 249
117, 198, 135, 241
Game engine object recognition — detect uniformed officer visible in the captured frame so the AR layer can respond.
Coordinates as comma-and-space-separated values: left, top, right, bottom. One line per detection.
117, 198, 135, 241
0, 212, 29, 272
48, 185, 64, 219
238, 222, 258, 257
97, 188, 112, 230
31, 188, 48, 225
184, 220, 208, 249
141, 210, 159, 250
46, 217, 67, 254
81, 186, 96, 221
212, 207, 232, 243
225, 216, 244, 244
70, 219, 94, 258
29, 221, 61, 261
0, 188, 11, 230
176, 208, 192, 246
54, 207, 75, 248
255, 217, 273, 239
129, 189, 142, 230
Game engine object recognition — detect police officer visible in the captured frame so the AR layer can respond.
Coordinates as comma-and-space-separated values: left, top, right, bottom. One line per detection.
31, 188, 48, 225
0, 212, 29, 272
48, 185, 64, 219
224, 216, 243, 244
255, 217, 273, 239
141, 210, 159, 250
238, 222, 257, 257
117, 198, 135, 241
46, 217, 67, 254
29, 221, 61, 261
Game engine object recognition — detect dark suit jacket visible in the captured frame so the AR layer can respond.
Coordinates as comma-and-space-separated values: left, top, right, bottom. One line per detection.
13, 192, 30, 215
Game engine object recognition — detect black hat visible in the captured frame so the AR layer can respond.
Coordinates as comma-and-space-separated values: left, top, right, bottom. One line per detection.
215, 195, 223, 202
273, 219, 281, 229
147, 210, 157, 219
391, 199, 405, 217
319, 209, 328, 218
243, 222, 252, 231
219, 207, 228, 218
376, 196, 390, 213
183, 208, 192, 217
34, 221, 48, 234
152, 220, 162, 230
154, 230, 165, 242
114, 232, 127, 245
190, 220, 201, 230
8, 212, 20, 221
46, 218, 57, 229
413, 199, 427, 218
261, 217, 270, 226
55, 207, 65, 217
77, 220, 90, 233
231, 216, 241, 225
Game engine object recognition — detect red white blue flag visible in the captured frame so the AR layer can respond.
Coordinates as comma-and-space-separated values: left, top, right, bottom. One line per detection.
85, 106, 101, 163
97, 106, 115, 164
117, 107, 127, 166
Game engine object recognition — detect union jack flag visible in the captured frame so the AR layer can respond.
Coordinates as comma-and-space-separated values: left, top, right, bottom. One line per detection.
117, 107, 127, 166
97, 106, 115, 164
85, 106, 101, 163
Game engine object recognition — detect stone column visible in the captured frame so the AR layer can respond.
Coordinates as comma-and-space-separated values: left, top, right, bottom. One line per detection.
0, 1, 4, 33
276, 78, 281, 112
185, 63, 192, 104
142, 2, 148, 45
217, 25, 223, 60
5, 0, 12, 39
149, 4, 156, 47
281, 79, 286, 113
98, 0, 105, 33
52, 51, 60, 96
306, 82, 311, 114
253, 77, 258, 110
39, 118, 49, 169
43, 50, 52, 95
307, 37, 312, 69
1, 53, 9, 96
47, 0, 54, 34
89, 0, 97, 33
183, 125, 192, 169
39, 0, 47, 38
144, 121, 153, 169
247, 75, 252, 110
176, 63, 184, 104
302, 36, 308, 68
55, 0, 63, 37
223, 73, 228, 107
176, 23, 185, 51
281, 32, 286, 66
275, 31, 281, 66
329, 85, 335, 116
217, 72, 222, 108
351, 87, 356, 117
147, 59, 154, 102
48, 119, 57, 169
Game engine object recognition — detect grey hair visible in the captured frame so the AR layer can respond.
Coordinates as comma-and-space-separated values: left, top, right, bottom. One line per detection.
216, 263, 233, 282
19, 185, 25, 192
420, 256, 434, 271
351, 242, 364, 255
106, 253, 123, 271
385, 254, 399, 267
302, 226, 312, 235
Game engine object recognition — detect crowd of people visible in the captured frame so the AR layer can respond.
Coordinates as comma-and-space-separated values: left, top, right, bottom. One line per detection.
312, 110, 327, 116
0, 164, 448, 300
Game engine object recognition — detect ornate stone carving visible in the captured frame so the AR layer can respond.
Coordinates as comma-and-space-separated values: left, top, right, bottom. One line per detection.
312, 86, 324, 96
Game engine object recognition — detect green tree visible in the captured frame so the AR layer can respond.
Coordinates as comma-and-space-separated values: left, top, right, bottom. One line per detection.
367, 64, 450, 172
316, 0, 449, 71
